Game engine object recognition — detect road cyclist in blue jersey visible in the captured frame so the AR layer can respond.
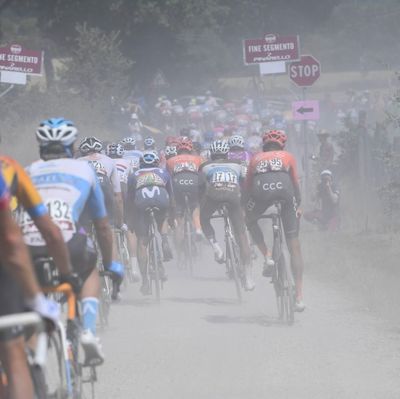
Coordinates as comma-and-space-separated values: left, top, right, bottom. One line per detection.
21, 118, 124, 365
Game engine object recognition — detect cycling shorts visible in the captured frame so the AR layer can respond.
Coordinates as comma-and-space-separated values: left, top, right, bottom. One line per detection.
131, 186, 169, 239
172, 172, 199, 216
0, 266, 25, 341
30, 232, 97, 285
246, 172, 299, 239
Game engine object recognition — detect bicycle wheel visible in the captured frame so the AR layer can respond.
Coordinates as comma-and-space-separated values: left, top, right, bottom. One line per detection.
183, 214, 194, 275
276, 251, 295, 325
42, 331, 69, 399
148, 223, 161, 303
30, 363, 48, 399
225, 236, 242, 302
98, 275, 111, 330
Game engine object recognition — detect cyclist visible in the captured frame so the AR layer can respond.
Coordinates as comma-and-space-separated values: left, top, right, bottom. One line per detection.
78, 136, 124, 228
24, 118, 124, 364
245, 130, 305, 311
0, 155, 74, 281
166, 137, 203, 254
126, 151, 174, 295
0, 171, 59, 399
199, 140, 254, 291
105, 143, 140, 282
120, 137, 142, 171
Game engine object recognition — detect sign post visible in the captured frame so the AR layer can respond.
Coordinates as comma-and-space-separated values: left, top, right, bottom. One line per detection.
289, 55, 321, 201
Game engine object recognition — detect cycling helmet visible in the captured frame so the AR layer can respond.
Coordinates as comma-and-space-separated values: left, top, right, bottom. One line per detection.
106, 143, 124, 158
229, 135, 245, 150
140, 151, 160, 168
164, 145, 177, 159
36, 118, 78, 147
262, 130, 287, 149
143, 136, 155, 150
177, 137, 193, 153
210, 140, 229, 158
120, 136, 136, 150
79, 136, 103, 154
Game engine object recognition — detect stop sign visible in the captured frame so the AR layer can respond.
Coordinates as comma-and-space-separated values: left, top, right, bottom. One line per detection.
289, 55, 321, 87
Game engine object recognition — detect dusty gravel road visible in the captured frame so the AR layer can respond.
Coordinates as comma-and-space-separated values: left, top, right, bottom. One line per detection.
94, 248, 400, 399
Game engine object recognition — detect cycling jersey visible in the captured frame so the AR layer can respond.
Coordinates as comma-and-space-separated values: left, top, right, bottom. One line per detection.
167, 154, 202, 215
79, 153, 121, 193
228, 150, 251, 165
123, 149, 142, 171
0, 170, 9, 210
200, 159, 243, 201
21, 158, 107, 246
0, 156, 47, 217
246, 150, 301, 204
127, 168, 173, 238
166, 154, 202, 175
111, 158, 132, 185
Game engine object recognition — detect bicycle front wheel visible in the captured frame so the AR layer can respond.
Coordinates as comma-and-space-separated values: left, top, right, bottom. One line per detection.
276, 251, 295, 325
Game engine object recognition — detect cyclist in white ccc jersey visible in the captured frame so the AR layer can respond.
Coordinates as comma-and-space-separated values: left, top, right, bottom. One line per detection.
78, 136, 124, 228
21, 118, 124, 365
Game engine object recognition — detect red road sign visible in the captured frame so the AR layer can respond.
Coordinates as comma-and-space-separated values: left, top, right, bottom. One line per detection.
289, 55, 321, 87
243, 34, 300, 65
0, 44, 43, 75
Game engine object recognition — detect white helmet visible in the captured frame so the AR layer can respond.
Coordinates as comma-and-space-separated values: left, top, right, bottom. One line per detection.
106, 143, 124, 158
79, 136, 103, 154
229, 135, 245, 149
120, 136, 136, 150
36, 118, 78, 146
164, 145, 177, 158
210, 140, 229, 157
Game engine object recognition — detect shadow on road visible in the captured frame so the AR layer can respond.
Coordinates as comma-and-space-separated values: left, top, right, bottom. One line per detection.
204, 314, 283, 327
166, 296, 239, 306
115, 297, 160, 307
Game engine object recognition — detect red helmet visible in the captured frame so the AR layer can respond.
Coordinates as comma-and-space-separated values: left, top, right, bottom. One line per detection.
262, 130, 287, 148
177, 137, 193, 153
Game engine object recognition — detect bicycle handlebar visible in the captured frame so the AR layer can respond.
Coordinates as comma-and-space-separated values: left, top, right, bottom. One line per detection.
0, 312, 42, 331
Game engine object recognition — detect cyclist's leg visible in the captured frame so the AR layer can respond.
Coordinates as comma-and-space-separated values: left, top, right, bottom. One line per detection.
229, 201, 254, 290
154, 191, 173, 263
199, 197, 223, 263
68, 233, 105, 362
133, 212, 151, 293
126, 230, 140, 281
245, 197, 269, 257
0, 269, 33, 399
281, 199, 305, 310
0, 337, 34, 399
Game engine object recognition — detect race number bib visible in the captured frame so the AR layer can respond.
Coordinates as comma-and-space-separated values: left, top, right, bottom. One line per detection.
20, 198, 76, 246
211, 171, 238, 185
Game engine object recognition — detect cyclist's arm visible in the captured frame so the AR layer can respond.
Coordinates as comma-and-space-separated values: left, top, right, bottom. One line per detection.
94, 217, 113, 268
111, 165, 124, 227
0, 177, 41, 298
289, 157, 301, 205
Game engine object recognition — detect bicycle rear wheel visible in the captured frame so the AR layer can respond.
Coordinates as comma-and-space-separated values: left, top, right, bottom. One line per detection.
149, 230, 161, 303
276, 251, 295, 325
226, 237, 242, 302
183, 215, 194, 275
